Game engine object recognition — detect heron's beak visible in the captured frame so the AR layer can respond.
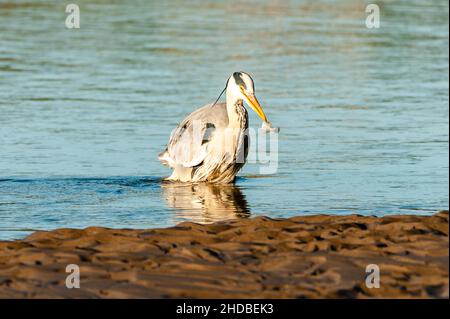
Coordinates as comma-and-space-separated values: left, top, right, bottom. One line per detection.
241, 88, 268, 122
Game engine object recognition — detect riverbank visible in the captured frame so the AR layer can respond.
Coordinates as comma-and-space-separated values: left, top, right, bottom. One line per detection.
0, 211, 448, 298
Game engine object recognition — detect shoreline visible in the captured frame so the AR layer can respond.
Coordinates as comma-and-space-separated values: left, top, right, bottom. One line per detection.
0, 211, 448, 298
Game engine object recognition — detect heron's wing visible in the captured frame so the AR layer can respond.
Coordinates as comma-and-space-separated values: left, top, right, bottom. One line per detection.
159, 103, 228, 168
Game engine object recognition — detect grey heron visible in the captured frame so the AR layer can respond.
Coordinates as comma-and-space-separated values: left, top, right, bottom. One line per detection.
158, 72, 275, 183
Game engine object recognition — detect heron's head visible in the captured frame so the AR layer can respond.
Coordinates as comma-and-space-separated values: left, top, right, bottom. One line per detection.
227, 71, 267, 122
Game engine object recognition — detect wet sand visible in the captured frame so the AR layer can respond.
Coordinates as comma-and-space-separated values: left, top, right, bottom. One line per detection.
0, 211, 448, 298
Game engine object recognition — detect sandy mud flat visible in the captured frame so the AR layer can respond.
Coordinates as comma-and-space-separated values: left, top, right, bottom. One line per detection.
0, 211, 448, 298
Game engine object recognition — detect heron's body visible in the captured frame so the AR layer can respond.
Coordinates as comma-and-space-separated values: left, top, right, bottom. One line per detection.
159, 72, 267, 184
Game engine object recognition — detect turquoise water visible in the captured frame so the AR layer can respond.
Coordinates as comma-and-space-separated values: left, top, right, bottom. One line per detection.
0, 0, 448, 240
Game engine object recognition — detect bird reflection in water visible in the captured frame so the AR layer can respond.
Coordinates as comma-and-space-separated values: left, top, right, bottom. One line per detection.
161, 182, 250, 224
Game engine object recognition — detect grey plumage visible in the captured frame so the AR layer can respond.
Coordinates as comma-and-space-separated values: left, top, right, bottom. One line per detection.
158, 72, 267, 184
158, 102, 248, 183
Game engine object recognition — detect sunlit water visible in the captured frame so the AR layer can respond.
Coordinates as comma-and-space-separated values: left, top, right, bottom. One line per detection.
0, 0, 448, 240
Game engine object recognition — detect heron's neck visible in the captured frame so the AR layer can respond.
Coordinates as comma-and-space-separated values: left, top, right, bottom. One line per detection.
226, 90, 245, 128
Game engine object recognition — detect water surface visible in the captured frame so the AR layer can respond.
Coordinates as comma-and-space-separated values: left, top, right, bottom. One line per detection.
0, 0, 448, 239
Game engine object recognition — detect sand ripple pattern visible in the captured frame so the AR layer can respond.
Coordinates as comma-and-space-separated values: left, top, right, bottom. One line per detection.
0, 211, 448, 298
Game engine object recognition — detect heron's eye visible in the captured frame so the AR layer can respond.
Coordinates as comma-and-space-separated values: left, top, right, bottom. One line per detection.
239, 85, 245, 92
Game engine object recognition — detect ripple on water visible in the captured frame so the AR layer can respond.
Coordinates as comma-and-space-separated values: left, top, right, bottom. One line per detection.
0, 0, 448, 239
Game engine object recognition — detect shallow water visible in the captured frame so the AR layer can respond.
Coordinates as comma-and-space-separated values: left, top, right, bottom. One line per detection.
0, 0, 448, 240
